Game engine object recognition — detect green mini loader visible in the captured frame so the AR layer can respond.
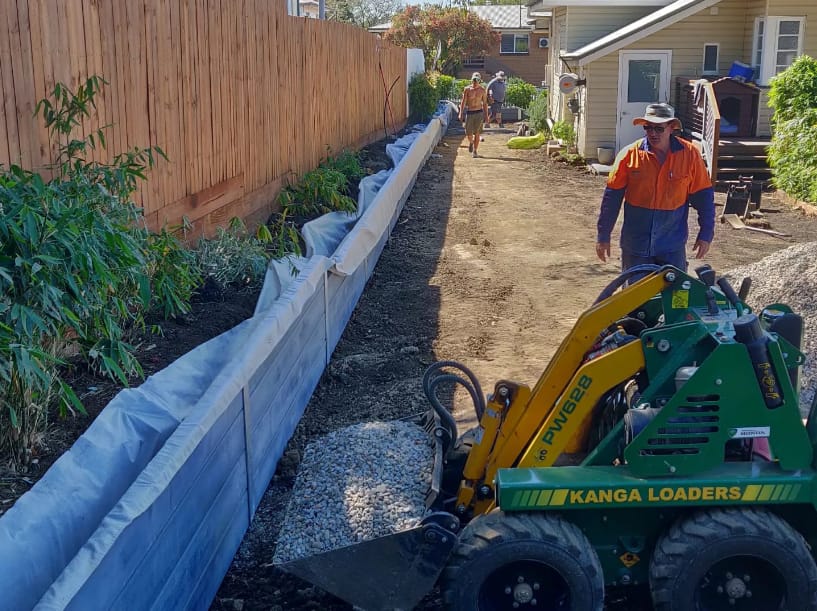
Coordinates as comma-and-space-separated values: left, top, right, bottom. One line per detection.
277, 264, 817, 610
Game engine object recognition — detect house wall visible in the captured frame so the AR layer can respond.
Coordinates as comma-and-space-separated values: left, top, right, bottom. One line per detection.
742, 0, 815, 136
551, 5, 663, 141
490, 32, 551, 84
564, 6, 658, 51
578, 0, 752, 157
550, 8, 568, 122
765, 1, 817, 59
458, 32, 550, 84
300, 4, 320, 19
742, 0, 766, 59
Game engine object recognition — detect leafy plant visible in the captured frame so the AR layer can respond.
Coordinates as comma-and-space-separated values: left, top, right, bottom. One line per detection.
0, 77, 197, 467
527, 90, 550, 135
767, 56, 817, 203
452, 78, 470, 102
196, 217, 271, 287
146, 221, 201, 318
320, 148, 366, 183
431, 73, 455, 102
504, 77, 537, 110
768, 55, 817, 125
268, 150, 364, 260
768, 109, 817, 203
266, 209, 305, 260
552, 120, 576, 146
408, 72, 438, 122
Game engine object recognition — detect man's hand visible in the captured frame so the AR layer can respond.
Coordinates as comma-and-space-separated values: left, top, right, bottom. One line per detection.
596, 242, 611, 262
692, 240, 711, 259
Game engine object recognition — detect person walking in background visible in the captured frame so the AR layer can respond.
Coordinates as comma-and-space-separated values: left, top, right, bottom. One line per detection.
459, 72, 488, 158
595, 103, 715, 273
486, 71, 507, 128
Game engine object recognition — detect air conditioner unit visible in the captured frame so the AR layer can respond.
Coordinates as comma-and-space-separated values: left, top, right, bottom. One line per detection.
538, 38, 549, 49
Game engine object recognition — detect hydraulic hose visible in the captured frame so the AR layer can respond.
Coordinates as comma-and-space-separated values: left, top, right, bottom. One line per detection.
594, 264, 663, 304
423, 361, 487, 443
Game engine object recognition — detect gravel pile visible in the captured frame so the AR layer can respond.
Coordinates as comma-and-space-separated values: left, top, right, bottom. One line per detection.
272, 420, 434, 565
725, 242, 817, 413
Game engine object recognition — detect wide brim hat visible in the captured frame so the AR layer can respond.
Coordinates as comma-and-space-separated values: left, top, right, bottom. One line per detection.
633, 103, 682, 130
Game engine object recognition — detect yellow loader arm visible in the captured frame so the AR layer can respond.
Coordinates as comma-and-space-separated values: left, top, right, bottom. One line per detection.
455, 271, 670, 515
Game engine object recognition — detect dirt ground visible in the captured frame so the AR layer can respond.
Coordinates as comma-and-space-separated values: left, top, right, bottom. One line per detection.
211, 122, 817, 611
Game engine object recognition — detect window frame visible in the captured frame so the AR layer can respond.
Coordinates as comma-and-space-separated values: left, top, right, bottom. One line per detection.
753, 16, 805, 85
702, 43, 719, 75
500, 32, 530, 55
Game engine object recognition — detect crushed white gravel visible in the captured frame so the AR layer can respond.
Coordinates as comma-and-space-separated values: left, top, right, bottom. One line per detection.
272, 420, 434, 565
725, 242, 817, 414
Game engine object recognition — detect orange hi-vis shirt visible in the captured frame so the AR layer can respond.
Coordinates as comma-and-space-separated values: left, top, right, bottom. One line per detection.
597, 136, 715, 257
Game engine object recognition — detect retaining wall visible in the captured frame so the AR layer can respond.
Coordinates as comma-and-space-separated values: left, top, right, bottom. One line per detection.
0, 104, 456, 611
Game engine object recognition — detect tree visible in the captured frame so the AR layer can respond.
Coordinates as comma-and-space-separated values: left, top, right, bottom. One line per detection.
385, 6, 499, 75
326, 0, 402, 30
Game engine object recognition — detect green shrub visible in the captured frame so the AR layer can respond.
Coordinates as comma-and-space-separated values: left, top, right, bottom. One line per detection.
0, 77, 200, 466
452, 79, 470, 102
320, 149, 366, 183
432, 73, 455, 101
768, 56, 817, 203
768, 55, 817, 124
527, 90, 550, 135
196, 217, 271, 287
552, 120, 576, 146
270, 150, 364, 259
408, 72, 438, 122
504, 77, 537, 110
768, 109, 817, 203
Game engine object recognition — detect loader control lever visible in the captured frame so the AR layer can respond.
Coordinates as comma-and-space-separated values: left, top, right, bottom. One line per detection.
694, 264, 716, 286
717, 277, 744, 316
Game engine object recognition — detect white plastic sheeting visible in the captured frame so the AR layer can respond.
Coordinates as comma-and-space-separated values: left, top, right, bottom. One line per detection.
0, 102, 455, 611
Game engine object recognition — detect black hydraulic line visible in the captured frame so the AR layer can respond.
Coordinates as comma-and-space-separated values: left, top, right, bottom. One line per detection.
594, 264, 663, 304
423, 361, 486, 444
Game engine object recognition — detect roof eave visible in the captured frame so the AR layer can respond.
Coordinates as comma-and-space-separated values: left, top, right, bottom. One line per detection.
563, 0, 720, 66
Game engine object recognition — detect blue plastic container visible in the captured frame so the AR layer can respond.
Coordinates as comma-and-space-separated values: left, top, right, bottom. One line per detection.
728, 61, 754, 82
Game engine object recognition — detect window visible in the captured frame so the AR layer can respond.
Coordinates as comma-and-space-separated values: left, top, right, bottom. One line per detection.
753, 17, 804, 84
501, 33, 529, 55
702, 43, 719, 75
752, 18, 764, 76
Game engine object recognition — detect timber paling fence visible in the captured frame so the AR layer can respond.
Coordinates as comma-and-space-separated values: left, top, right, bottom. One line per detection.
0, 0, 407, 235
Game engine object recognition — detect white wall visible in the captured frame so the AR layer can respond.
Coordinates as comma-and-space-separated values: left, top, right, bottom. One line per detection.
407, 48, 426, 114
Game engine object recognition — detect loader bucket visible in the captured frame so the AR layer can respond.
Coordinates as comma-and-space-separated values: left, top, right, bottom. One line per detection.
276, 410, 461, 610
279, 511, 460, 610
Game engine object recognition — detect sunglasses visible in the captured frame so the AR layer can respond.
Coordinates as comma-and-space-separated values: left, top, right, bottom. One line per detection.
643, 125, 666, 134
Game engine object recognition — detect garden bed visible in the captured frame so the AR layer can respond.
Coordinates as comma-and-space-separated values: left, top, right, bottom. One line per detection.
0, 134, 399, 517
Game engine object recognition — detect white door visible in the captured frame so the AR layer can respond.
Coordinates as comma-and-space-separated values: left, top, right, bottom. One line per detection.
617, 51, 672, 151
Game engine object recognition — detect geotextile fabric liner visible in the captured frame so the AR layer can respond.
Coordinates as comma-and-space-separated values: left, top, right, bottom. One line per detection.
0, 101, 455, 611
